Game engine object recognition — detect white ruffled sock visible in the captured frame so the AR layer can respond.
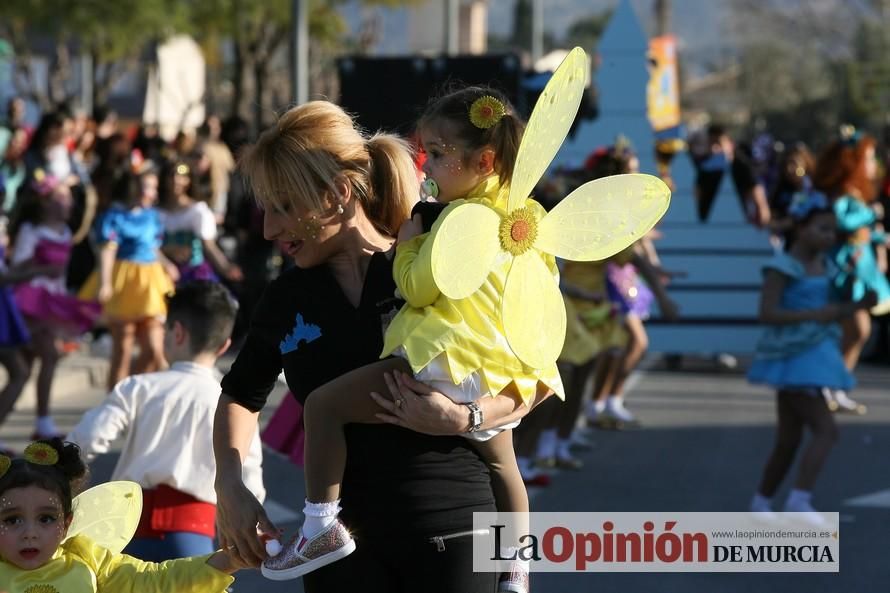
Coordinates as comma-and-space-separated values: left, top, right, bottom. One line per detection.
302, 499, 341, 539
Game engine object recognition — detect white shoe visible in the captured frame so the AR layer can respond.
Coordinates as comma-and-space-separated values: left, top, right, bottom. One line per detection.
830, 390, 867, 415
715, 353, 738, 370
749, 495, 778, 521
603, 398, 639, 426
261, 520, 356, 581
783, 500, 829, 527
749, 494, 772, 513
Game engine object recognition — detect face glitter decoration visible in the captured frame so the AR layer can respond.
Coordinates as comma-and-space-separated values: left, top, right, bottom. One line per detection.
419, 128, 489, 204
0, 486, 70, 570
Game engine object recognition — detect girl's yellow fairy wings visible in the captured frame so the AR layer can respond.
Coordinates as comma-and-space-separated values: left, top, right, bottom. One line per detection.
64, 481, 142, 554
430, 47, 671, 370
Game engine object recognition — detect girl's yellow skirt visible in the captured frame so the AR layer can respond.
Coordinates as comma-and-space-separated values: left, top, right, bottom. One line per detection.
559, 297, 627, 365
79, 260, 174, 322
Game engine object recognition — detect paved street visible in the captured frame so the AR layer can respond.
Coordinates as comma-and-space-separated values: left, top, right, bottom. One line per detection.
3, 351, 887, 592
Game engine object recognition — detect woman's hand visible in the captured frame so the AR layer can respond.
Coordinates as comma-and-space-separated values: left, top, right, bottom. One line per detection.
215, 476, 280, 569
370, 370, 467, 435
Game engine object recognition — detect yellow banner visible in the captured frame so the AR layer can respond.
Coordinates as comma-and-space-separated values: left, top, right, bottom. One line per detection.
647, 35, 681, 132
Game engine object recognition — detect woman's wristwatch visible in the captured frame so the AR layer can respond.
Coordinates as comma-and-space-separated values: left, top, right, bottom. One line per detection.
464, 401, 483, 432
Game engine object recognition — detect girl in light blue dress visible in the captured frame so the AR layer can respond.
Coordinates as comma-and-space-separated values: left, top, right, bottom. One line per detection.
812, 130, 888, 413
748, 190, 876, 517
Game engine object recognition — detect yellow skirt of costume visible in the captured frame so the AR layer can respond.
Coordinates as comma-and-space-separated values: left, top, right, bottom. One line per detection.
382, 180, 564, 406
557, 259, 627, 366
79, 259, 174, 322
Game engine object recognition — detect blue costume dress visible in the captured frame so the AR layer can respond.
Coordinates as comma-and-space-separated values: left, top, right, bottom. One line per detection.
79, 204, 174, 321
831, 195, 890, 314
748, 253, 853, 391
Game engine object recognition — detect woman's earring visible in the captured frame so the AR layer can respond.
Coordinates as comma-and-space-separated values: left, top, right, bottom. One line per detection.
337, 204, 344, 215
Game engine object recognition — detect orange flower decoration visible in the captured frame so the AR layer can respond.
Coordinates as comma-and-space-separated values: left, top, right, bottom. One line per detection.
469, 95, 506, 129
24, 442, 59, 466
0, 455, 10, 478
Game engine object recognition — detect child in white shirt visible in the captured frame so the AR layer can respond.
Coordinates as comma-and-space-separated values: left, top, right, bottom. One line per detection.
68, 281, 266, 561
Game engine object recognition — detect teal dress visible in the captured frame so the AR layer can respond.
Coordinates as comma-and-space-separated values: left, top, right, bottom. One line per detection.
748, 253, 853, 391
831, 195, 890, 313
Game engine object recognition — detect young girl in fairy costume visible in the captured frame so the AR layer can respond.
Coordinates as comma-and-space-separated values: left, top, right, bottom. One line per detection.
0, 439, 238, 592
258, 49, 669, 593
8, 171, 101, 440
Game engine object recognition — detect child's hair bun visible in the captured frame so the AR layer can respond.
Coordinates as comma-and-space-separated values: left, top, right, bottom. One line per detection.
41, 438, 90, 495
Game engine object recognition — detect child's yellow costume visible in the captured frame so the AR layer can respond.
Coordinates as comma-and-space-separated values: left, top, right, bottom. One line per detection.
0, 482, 233, 593
382, 175, 565, 403
382, 47, 671, 406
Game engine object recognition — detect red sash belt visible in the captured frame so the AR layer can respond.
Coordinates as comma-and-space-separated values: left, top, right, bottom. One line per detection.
134, 485, 216, 539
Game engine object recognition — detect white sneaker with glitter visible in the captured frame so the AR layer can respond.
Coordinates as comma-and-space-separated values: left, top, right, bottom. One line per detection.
261, 519, 356, 580
498, 560, 530, 593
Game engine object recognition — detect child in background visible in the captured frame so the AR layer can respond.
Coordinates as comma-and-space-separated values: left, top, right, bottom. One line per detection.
0, 438, 239, 592
79, 159, 176, 390
68, 281, 266, 561
748, 190, 876, 521
159, 161, 242, 284
580, 144, 679, 429
9, 171, 101, 440
0, 215, 46, 454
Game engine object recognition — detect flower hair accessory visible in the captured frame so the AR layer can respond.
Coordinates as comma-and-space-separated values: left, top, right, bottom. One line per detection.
24, 442, 59, 466
469, 96, 506, 129
31, 168, 61, 196
788, 190, 829, 221
839, 124, 861, 146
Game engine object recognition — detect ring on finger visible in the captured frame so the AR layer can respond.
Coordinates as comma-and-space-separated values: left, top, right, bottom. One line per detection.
395, 398, 403, 408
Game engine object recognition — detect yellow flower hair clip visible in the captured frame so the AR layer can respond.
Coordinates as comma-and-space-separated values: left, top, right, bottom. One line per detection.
24, 442, 59, 466
0, 454, 10, 478
469, 95, 506, 129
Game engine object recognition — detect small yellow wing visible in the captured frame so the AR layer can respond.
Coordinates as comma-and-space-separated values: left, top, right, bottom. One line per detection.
535, 174, 671, 261
431, 201, 502, 300
502, 251, 567, 369
65, 481, 142, 554
507, 47, 588, 213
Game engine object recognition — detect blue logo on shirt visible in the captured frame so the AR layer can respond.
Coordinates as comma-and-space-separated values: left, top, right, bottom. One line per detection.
279, 314, 322, 354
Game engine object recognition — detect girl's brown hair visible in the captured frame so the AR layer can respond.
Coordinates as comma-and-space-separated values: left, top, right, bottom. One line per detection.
239, 101, 416, 236
812, 135, 877, 202
418, 86, 525, 186
0, 439, 89, 519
